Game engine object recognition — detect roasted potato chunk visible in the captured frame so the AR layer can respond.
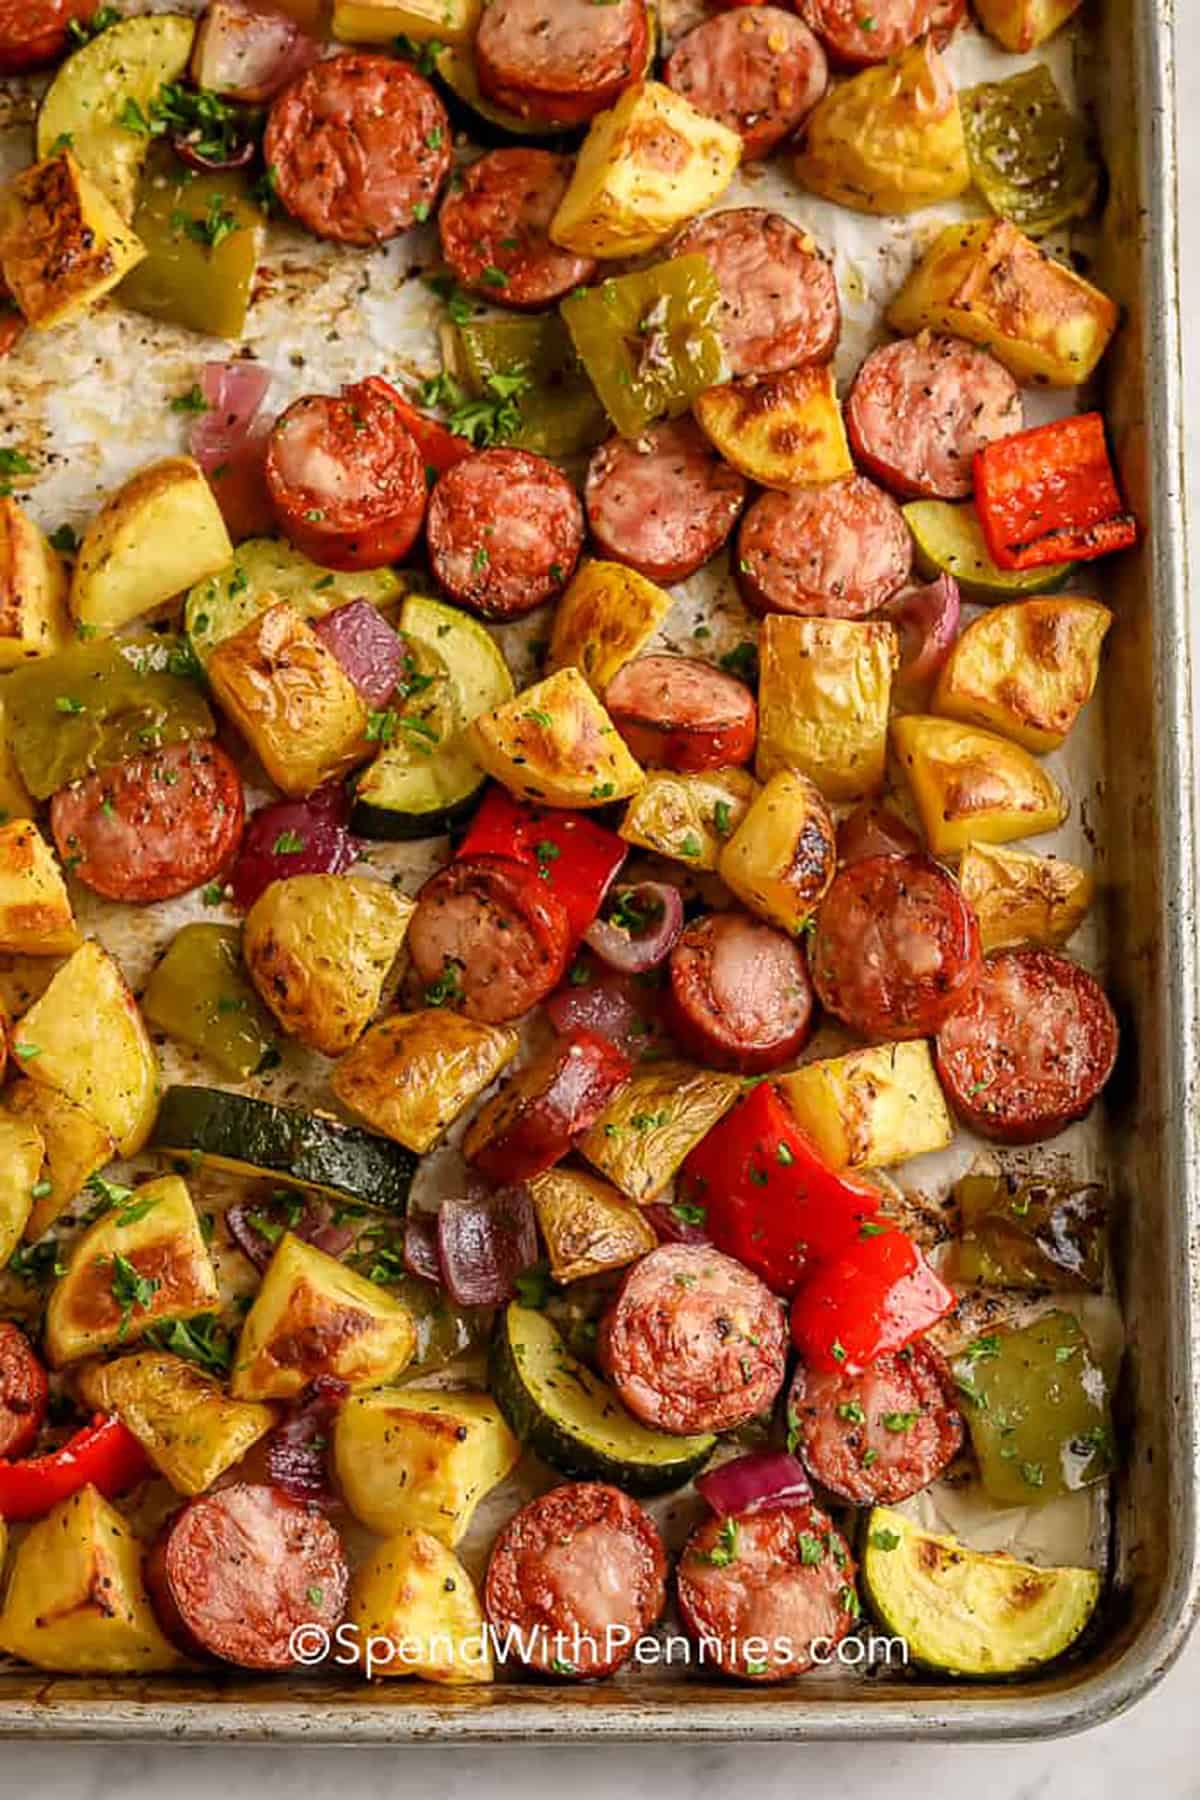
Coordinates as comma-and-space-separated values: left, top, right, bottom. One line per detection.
0, 1485, 180, 1674
71, 457, 234, 635
208, 601, 369, 797
578, 1060, 742, 1203
620, 766, 758, 872
332, 0, 480, 42
0, 152, 145, 330
331, 1010, 518, 1154
887, 219, 1118, 387
78, 1352, 276, 1496
232, 1232, 416, 1401
4, 1080, 114, 1241
757, 614, 898, 801
14, 939, 160, 1155
530, 1166, 657, 1284
550, 81, 741, 259
468, 666, 643, 808
0, 1111, 44, 1266
547, 559, 674, 695
973, 0, 1082, 51
0, 498, 71, 667
0, 698, 34, 824
779, 1040, 953, 1172
244, 874, 414, 1058
958, 841, 1093, 952
694, 366, 852, 489
719, 769, 838, 934
335, 1388, 520, 1543
794, 40, 969, 216
891, 714, 1068, 856
932, 598, 1112, 753
347, 1528, 492, 1685
0, 820, 78, 955
45, 1174, 218, 1367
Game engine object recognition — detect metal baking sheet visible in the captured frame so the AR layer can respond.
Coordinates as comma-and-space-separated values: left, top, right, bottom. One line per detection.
0, 0, 1195, 1742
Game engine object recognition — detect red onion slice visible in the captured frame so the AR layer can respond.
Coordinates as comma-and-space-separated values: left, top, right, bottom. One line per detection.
313, 600, 405, 708
226, 1191, 353, 1271
403, 1213, 442, 1286
172, 132, 257, 173
190, 360, 272, 474
230, 783, 359, 910
583, 882, 684, 974
266, 1375, 349, 1507
437, 1186, 538, 1308
644, 1200, 712, 1247
879, 574, 961, 700
837, 800, 921, 866
191, 0, 319, 102
695, 1450, 813, 1519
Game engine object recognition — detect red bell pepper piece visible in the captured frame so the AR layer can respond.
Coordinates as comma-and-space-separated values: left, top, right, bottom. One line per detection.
789, 1230, 956, 1375
973, 412, 1137, 571
0, 1413, 150, 1522
678, 1082, 882, 1295
456, 785, 627, 941
362, 379, 474, 478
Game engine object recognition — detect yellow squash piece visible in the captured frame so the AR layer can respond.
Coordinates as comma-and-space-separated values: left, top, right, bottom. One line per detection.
14, 940, 160, 1155
891, 714, 1068, 857
0, 151, 145, 329
0, 498, 71, 666
932, 597, 1112, 753
347, 1528, 492, 1685
79, 1352, 276, 1496
794, 39, 969, 216
332, 0, 480, 41
530, 1166, 657, 1284
550, 81, 741, 259
779, 1040, 953, 1172
0, 1485, 181, 1674
232, 1231, 416, 1401
0, 820, 78, 954
335, 1388, 520, 1543
693, 365, 852, 489
71, 457, 234, 635
547, 559, 674, 695
887, 219, 1118, 387
972, 0, 1082, 52
332, 1009, 518, 1153
756, 614, 898, 801
5, 1081, 114, 1242
958, 841, 1093, 953
620, 765, 758, 872
469, 666, 643, 808
0, 1111, 45, 1266
719, 769, 837, 933
578, 1060, 742, 1203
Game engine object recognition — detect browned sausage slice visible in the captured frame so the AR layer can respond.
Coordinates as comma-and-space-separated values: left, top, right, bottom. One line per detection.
789, 1340, 963, 1505
406, 854, 572, 1025
584, 419, 748, 585
145, 1483, 348, 1670
463, 1028, 632, 1183
427, 448, 584, 620
671, 209, 840, 377
604, 655, 757, 772
846, 334, 1023, 501
437, 149, 597, 309
736, 474, 912, 618
475, 0, 650, 125
485, 1482, 666, 1678
0, 1322, 47, 1460
598, 1243, 787, 1435
667, 912, 815, 1074
664, 8, 827, 160
677, 1504, 857, 1680
797, 0, 933, 66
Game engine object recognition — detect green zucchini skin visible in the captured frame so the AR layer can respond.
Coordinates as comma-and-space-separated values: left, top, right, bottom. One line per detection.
489, 1302, 715, 1497
150, 1085, 416, 1211
349, 785, 481, 844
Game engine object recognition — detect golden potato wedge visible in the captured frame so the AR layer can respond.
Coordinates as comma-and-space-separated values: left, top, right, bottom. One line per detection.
0, 1485, 180, 1674
0, 1111, 44, 1267
0, 698, 34, 824
719, 769, 838, 934
0, 498, 71, 667
958, 841, 1093, 953
71, 457, 234, 634
347, 1528, 492, 1685
530, 1166, 657, 1284
335, 1388, 520, 1543
547, 559, 674, 695
757, 613, 898, 801
232, 1232, 416, 1401
0, 820, 78, 955
45, 1174, 218, 1366
0, 152, 145, 330
13, 940, 160, 1155
78, 1352, 276, 1496
578, 1060, 742, 1203
331, 1010, 518, 1154
779, 1040, 953, 1172
620, 765, 758, 872
244, 875, 413, 1058
5, 1080, 115, 1242
887, 219, 1118, 387
794, 39, 969, 216
694, 366, 852, 489
891, 714, 1068, 857
973, 0, 1082, 51
932, 597, 1112, 753
550, 81, 741, 259
468, 666, 643, 808
332, 0, 479, 41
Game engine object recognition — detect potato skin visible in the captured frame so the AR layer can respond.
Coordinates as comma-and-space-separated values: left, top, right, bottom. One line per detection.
973, 0, 1082, 51
778, 1040, 954, 1172
932, 598, 1112, 753
891, 714, 1068, 857
620, 766, 758, 872
331, 1010, 519, 1153
71, 456, 233, 635
78, 1352, 276, 1496
756, 614, 898, 801
577, 1059, 741, 1202
0, 820, 79, 955
4, 1079, 113, 1241
693, 366, 853, 490
347, 1527, 492, 1684
334, 1388, 520, 1543
719, 769, 837, 934
0, 1112, 44, 1267
530, 1166, 657, 1283
958, 841, 1093, 953
0, 151, 145, 329
0, 498, 71, 668
547, 559, 674, 695
469, 666, 644, 807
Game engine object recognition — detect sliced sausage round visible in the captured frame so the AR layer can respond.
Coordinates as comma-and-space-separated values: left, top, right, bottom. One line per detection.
930, 0, 967, 45
604, 655, 757, 772
677, 1504, 857, 1681
584, 419, 747, 586
463, 1028, 632, 1183
935, 949, 1119, 1145
427, 447, 583, 620
671, 209, 840, 377
50, 741, 245, 906
0, 0, 91, 72
145, 1483, 348, 1670
836, 801, 921, 866
667, 912, 815, 1074
846, 334, 1023, 502
789, 1340, 963, 1505
475, 0, 650, 126
598, 1243, 787, 1436
796, 0, 933, 66
663, 8, 827, 161
0, 1323, 48, 1460
407, 853, 572, 1026
266, 376, 427, 569
810, 854, 982, 1041
438, 150, 596, 309
485, 1482, 666, 1679
736, 474, 912, 618
264, 53, 450, 245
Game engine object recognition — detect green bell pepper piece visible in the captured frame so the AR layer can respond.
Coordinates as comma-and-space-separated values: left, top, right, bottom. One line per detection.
949, 1173, 1107, 1292
118, 145, 263, 340
452, 314, 607, 458
143, 924, 278, 1082
961, 65, 1100, 241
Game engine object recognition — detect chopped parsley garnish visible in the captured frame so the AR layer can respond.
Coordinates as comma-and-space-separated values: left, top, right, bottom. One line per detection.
419, 367, 531, 448
170, 384, 209, 415
272, 830, 305, 856
109, 1252, 161, 1339
699, 1518, 740, 1568
146, 1313, 233, 1376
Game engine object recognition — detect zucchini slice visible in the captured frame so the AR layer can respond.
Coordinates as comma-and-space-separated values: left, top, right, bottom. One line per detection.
904, 501, 1069, 600
490, 1302, 714, 1496
860, 1506, 1101, 1677
351, 594, 514, 840
150, 1086, 415, 1211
